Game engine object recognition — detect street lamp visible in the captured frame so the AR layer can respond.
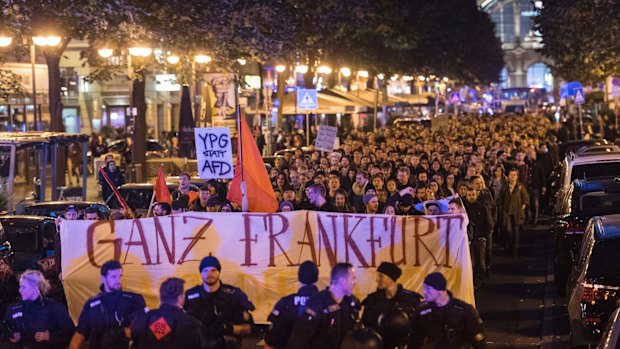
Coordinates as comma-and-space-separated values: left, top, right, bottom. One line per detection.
357, 70, 369, 79
317, 65, 332, 75
0, 36, 12, 47
166, 54, 180, 65
195, 54, 212, 64
295, 65, 309, 74
275, 64, 286, 73
128, 46, 152, 57
32, 36, 61, 47
97, 48, 114, 58
340, 67, 351, 77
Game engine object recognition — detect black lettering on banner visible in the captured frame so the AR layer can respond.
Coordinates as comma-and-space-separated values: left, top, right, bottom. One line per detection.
197, 131, 232, 177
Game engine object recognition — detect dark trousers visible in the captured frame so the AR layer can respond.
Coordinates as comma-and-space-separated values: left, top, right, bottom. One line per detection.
504, 214, 522, 257
471, 237, 487, 286
530, 188, 540, 223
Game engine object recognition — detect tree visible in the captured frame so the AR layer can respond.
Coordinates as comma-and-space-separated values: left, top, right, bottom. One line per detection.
81, 0, 291, 178
536, 0, 620, 82
2, 0, 134, 186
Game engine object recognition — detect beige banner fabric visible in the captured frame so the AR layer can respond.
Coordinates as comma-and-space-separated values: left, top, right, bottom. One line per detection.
60, 211, 473, 323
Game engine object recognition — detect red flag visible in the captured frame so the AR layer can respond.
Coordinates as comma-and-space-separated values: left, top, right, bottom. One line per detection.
227, 117, 278, 212
99, 167, 129, 211
155, 166, 172, 204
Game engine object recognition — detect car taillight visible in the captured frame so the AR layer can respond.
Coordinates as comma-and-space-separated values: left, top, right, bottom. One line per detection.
581, 282, 619, 304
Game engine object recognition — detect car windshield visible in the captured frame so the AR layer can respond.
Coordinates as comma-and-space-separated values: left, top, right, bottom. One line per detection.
578, 192, 620, 216
24, 206, 68, 217
3, 223, 39, 253
588, 239, 620, 281
147, 142, 165, 151
109, 189, 154, 209
571, 163, 620, 182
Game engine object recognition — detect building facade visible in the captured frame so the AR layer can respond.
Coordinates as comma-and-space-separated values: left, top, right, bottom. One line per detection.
480, 0, 559, 92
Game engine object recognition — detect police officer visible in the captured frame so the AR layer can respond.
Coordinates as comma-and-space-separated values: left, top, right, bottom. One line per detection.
130, 278, 203, 348
69, 260, 146, 349
285, 262, 361, 349
2, 269, 75, 349
264, 261, 320, 349
410, 272, 486, 349
184, 256, 254, 349
362, 262, 422, 349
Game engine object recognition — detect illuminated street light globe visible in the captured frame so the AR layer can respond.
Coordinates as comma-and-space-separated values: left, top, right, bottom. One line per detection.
0, 36, 13, 47
340, 67, 351, 77
195, 54, 212, 64
128, 46, 152, 57
275, 65, 286, 73
237, 58, 247, 65
32, 35, 61, 47
98, 48, 114, 58
167, 55, 180, 64
296, 65, 309, 74
317, 65, 332, 74
357, 70, 369, 78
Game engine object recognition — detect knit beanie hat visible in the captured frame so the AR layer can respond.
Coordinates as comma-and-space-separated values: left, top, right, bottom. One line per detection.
424, 272, 447, 291
376, 262, 402, 281
199, 256, 221, 272
298, 261, 319, 284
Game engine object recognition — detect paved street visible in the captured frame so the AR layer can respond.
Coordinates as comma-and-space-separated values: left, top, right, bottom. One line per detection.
476, 219, 571, 349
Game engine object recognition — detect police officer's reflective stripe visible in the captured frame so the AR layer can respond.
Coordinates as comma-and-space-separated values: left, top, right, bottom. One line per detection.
187, 293, 199, 300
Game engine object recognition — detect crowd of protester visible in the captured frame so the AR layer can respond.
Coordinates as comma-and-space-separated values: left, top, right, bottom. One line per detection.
90, 113, 562, 289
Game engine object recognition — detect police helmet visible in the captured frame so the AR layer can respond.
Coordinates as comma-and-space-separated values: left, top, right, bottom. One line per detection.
377, 308, 410, 341
340, 327, 383, 349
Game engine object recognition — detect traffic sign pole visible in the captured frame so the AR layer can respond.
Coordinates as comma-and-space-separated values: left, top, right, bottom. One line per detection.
306, 111, 310, 146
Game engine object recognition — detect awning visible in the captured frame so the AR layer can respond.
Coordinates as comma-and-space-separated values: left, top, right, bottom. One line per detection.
281, 91, 364, 114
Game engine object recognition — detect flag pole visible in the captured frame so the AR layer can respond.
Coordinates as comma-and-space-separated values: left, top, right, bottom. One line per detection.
235, 72, 248, 212
146, 191, 156, 218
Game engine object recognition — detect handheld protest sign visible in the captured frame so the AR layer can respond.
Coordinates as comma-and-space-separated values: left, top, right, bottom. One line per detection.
194, 127, 234, 179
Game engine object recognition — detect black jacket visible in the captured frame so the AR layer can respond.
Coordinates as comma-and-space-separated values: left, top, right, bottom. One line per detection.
130, 304, 203, 349
410, 293, 486, 349
362, 285, 422, 348
265, 284, 319, 349
75, 287, 146, 349
2, 297, 75, 349
285, 289, 361, 349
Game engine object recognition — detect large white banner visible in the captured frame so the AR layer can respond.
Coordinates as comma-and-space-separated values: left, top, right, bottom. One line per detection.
61, 211, 473, 323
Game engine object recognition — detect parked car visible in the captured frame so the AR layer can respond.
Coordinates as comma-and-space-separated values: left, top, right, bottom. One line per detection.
558, 140, 610, 162
567, 214, 620, 344
107, 138, 168, 159
15, 201, 111, 219
553, 152, 620, 210
576, 145, 620, 156
0, 216, 64, 306
552, 178, 620, 295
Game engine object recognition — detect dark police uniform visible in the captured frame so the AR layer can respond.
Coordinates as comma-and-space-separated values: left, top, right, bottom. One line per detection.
130, 303, 203, 349
184, 283, 255, 349
362, 285, 422, 348
75, 287, 146, 349
410, 293, 486, 349
264, 284, 319, 349
285, 289, 361, 349
2, 296, 75, 349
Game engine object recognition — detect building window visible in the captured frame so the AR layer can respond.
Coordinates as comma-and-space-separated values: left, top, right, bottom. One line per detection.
527, 62, 553, 91
60, 68, 80, 99
500, 67, 510, 88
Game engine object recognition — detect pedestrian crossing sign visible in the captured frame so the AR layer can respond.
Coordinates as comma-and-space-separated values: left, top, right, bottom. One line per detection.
574, 88, 585, 105
297, 89, 318, 110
